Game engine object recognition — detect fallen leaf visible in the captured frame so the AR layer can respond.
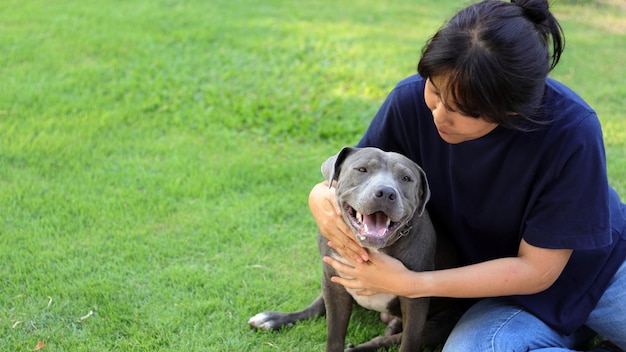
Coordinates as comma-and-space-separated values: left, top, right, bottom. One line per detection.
78, 310, 94, 323
33, 341, 45, 350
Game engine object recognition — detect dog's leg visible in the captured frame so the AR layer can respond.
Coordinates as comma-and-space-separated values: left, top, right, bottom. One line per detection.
347, 298, 430, 352
248, 295, 326, 331
324, 274, 354, 352
419, 299, 472, 346
397, 297, 429, 352
384, 316, 402, 336
345, 333, 402, 352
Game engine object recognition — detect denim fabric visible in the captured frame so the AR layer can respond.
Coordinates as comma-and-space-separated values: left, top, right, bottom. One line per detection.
585, 258, 626, 349
442, 260, 626, 351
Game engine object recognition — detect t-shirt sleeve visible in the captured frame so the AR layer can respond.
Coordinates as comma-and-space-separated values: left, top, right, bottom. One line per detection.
523, 113, 613, 250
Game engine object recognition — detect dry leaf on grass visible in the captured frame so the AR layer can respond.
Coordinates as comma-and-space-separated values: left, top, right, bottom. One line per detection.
78, 310, 94, 323
33, 341, 45, 350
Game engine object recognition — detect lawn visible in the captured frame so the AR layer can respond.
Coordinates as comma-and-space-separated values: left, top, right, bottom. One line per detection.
0, 0, 624, 351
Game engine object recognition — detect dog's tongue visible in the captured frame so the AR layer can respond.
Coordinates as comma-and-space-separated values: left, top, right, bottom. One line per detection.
363, 212, 389, 237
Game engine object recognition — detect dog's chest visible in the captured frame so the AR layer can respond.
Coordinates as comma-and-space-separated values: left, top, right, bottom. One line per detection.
330, 251, 397, 313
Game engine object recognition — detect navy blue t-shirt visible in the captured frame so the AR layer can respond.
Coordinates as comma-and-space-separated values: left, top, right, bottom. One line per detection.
356, 74, 626, 334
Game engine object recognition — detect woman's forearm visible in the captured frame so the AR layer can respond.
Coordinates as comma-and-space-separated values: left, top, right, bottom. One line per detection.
402, 242, 572, 299
405, 258, 549, 298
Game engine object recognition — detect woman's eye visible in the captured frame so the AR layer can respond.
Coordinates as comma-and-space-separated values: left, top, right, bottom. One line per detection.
356, 167, 367, 172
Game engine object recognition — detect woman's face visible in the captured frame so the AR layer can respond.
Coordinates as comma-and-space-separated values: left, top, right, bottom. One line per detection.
424, 76, 498, 144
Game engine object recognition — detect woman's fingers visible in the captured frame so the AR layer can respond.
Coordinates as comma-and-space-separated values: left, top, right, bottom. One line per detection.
322, 256, 377, 295
328, 239, 368, 264
322, 256, 357, 285
309, 181, 369, 263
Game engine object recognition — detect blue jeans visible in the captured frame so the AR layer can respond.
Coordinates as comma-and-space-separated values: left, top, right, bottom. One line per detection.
442, 259, 626, 351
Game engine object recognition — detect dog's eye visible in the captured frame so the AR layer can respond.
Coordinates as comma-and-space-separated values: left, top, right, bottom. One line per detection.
402, 175, 412, 182
356, 167, 367, 173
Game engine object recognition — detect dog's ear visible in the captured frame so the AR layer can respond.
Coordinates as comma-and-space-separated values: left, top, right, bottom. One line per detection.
321, 146, 356, 187
416, 166, 431, 217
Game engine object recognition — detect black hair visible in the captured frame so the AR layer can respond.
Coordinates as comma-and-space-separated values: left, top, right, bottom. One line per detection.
417, 0, 565, 129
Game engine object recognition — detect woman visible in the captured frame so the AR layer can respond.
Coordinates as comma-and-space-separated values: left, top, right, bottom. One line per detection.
310, 0, 626, 350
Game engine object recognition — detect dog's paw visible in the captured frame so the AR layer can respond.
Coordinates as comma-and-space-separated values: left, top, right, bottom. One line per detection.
248, 312, 292, 331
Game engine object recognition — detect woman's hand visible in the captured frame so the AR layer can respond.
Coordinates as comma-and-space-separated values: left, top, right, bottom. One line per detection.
322, 250, 416, 297
309, 181, 369, 263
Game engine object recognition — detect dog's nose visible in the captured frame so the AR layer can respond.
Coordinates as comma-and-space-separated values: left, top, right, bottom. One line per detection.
375, 186, 396, 203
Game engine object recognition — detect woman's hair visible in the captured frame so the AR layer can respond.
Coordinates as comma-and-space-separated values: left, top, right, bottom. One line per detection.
417, 0, 565, 129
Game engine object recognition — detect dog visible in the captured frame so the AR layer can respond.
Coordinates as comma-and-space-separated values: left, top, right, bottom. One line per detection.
249, 147, 467, 351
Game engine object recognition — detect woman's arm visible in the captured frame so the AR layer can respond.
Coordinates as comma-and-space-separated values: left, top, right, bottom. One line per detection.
323, 238, 572, 299
309, 181, 370, 263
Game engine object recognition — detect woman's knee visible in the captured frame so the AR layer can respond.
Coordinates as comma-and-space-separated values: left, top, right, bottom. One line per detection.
442, 299, 525, 352
442, 298, 592, 352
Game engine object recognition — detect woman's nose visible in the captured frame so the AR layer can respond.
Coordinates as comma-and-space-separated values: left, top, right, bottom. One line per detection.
433, 105, 450, 125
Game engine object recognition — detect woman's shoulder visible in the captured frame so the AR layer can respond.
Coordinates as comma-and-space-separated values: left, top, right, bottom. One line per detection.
383, 74, 428, 111
545, 78, 596, 117
543, 78, 600, 138
392, 74, 426, 94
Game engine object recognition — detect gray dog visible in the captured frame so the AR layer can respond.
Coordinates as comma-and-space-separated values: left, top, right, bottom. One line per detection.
249, 147, 464, 351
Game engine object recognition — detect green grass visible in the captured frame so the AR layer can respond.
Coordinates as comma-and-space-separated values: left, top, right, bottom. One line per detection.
0, 0, 624, 351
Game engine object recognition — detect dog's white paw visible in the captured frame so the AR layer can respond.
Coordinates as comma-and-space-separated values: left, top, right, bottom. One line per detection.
248, 312, 277, 330
248, 312, 295, 330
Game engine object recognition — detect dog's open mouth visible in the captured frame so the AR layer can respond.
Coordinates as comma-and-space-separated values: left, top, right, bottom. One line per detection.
347, 206, 401, 242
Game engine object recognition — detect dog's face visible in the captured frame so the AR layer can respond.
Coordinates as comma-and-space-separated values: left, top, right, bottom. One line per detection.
322, 147, 430, 249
